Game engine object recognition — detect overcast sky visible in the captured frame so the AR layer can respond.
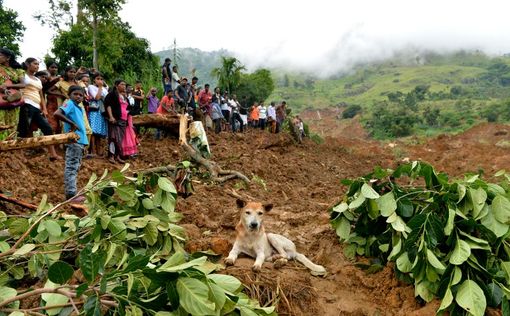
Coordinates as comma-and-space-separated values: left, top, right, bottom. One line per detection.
6, 0, 510, 75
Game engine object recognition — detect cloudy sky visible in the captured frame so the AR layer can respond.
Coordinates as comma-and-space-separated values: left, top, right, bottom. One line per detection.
5, 0, 510, 75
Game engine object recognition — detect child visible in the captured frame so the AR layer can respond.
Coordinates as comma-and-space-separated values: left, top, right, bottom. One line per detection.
155, 90, 175, 139
53, 86, 89, 203
146, 87, 159, 114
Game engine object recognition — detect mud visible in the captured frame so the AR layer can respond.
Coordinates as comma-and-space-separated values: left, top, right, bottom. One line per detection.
2, 113, 510, 315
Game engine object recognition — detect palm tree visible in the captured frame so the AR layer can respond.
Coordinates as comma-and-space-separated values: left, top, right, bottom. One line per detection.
210, 56, 246, 93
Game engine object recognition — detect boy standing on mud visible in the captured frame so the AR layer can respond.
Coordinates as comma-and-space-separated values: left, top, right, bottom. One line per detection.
53, 86, 89, 203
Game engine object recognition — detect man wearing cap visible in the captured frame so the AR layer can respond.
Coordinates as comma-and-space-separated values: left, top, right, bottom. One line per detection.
175, 77, 189, 113
161, 58, 172, 94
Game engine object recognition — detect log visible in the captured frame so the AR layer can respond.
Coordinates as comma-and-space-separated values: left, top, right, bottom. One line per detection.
132, 114, 181, 128
0, 132, 79, 152
0, 125, 14, 131
0, 193, 38, 211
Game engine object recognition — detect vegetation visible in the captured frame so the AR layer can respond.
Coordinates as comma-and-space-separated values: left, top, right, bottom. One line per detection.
0, 167, 275, 315
0, 0, 25, 56
331, 161, 510, 315
211, 57, 246, 94
268, 51, 510, 138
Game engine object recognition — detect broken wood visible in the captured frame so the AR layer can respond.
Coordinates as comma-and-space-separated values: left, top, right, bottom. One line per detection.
134, 164, 176, 176
178, 114, 250, 183
0, 125, 14, 131
0, 193, 38, 211
132, 114, 181, 128
0, 132, 79, 152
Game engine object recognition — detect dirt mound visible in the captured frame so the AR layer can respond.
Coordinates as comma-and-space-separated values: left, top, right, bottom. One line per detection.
3, 119, 510, 315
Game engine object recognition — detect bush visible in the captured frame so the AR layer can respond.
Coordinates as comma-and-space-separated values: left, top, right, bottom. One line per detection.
331, 162, 510, 316
342, 104, 362, 119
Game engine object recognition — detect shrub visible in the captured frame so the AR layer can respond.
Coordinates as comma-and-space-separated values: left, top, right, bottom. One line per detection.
342, 104, 362, 119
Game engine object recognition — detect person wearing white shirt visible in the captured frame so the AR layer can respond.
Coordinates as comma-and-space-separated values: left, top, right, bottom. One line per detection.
267, 102, 277, 133
258, 103, 267, 130
229, 94, 244, 133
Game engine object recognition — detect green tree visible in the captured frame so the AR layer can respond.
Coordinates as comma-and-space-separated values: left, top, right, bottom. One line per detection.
236, 69, 274, 106
283, 74, 289, 87
0, 0, 26, 56
33, 0, 73, 32
51, 19, 158, 79
211, 56, 246, 93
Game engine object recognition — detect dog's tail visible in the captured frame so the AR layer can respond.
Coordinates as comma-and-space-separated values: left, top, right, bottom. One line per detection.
295, 253, 327, 276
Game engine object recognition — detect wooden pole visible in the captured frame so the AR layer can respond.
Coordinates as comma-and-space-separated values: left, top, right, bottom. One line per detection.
0, 132, 79, 152
0, 193, 38, 211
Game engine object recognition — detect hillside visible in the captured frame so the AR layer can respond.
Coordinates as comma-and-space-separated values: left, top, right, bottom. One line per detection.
154, 47, 233, 88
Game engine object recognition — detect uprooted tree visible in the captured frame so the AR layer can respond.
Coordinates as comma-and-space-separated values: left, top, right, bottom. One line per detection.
0, 166, 275, 315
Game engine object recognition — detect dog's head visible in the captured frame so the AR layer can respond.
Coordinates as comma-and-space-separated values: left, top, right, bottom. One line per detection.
236, 199, 273, 232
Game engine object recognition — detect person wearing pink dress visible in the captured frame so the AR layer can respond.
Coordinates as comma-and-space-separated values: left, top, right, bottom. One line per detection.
121, 91, 138, 158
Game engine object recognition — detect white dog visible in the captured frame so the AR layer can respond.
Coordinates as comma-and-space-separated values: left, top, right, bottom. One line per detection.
225, 199, 327, 276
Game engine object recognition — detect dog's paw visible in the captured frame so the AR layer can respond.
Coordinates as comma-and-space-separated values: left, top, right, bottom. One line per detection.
273, 258, 288, 269
224, 258, 235, 266
252, 264, 262, 272
311, 266, 327, 277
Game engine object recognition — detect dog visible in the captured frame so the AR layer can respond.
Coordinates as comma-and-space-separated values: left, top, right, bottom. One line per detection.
224, 199, 327, 276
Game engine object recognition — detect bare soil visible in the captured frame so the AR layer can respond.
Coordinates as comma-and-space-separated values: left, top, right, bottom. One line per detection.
2, 112, 510, 315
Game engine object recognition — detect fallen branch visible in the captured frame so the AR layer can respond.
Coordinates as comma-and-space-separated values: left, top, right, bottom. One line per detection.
132, 114, 180, 128
178, 115, 250, 183
0, 124, 13, 131
0, 132, 79, 152
134, 164, 176, 176
0, 193, 38, 211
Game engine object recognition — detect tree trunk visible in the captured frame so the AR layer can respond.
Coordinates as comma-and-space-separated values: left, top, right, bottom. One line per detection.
132, 114, 181, 130
0, 132, 79, 152
92, 10, 98, 70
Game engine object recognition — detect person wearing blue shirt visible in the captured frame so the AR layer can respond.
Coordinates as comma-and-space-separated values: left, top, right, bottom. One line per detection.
54, 85, 89, 203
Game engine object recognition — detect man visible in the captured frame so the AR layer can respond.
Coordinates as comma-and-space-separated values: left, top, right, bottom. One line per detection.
175, 77, 189, 113
276, 101, 287, 133
267, 101, 277, 133
229, 94, 243, 133
131, 80, 144, 116
198, 84, 212, 129
239, 96, 250, 128
171, 65, 180, 91
161, 58, 172, 94
188, 76, 199, 118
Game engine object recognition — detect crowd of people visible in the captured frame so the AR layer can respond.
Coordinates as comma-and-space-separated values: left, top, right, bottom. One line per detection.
0, 50, 296, 204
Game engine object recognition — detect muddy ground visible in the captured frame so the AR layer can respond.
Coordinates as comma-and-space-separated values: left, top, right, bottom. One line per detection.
2, 110, 510, 315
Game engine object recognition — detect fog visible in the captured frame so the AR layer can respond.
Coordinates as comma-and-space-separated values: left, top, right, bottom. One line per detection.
6, 0, 510, 76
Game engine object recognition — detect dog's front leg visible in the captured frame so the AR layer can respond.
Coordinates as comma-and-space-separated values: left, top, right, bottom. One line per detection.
252, 250, 265, 272
225, 241, 240, 266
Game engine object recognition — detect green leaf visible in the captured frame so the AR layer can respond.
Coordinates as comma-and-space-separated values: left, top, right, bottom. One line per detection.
117, 184, 136, 201
41, 281, 68, 316
208, 282, 227, 311
445, 208, 456, 236
455, 280, 486, 316
8, 218, 29, 236
158, 177, 177, 193
176, 277, 216, 315
426, 249, 446, 272
487, 282, 503, 307
377, 192, 397, 217
143, 222, 159, 246
452, 267, 462, 286
335, 217, 351, 240
161, 194, 177, 212
331, 202, 348, 214
396, 252, 412, 273
0, 241, 9, 253
79, 245, 105, 283
48, 261, 74, 284
481, 206, 509, 237
438, 288, 454, 311
84, 295, 101, 316
208, 274, 242, 293
0, 286, 16, 303
469, 187, 487, 218
166, 281, 179, 308
449, 238, 471, 265
44, 219, 62, 237
503, 299, 510, 316
457, 183, 467, 203
493, 195, 510, 224
142, 198, 155, 210
158, 256, 207, 273
13, 243, 35, 257
361, 183, 380, 199
415, 280, 435, 302
348, 194, 365, 210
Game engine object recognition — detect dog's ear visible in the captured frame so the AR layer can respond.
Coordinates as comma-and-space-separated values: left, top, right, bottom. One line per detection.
263, 203, 273, 212
236, 198, 247, 209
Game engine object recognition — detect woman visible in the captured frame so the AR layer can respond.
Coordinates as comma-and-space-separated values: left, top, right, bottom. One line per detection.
0, 48, 25, 140
17, 58, 61, 160
122, 84, 138, 158
43, 61, 61, 134
87, 72, 108, 157
104, 79, 127, 164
